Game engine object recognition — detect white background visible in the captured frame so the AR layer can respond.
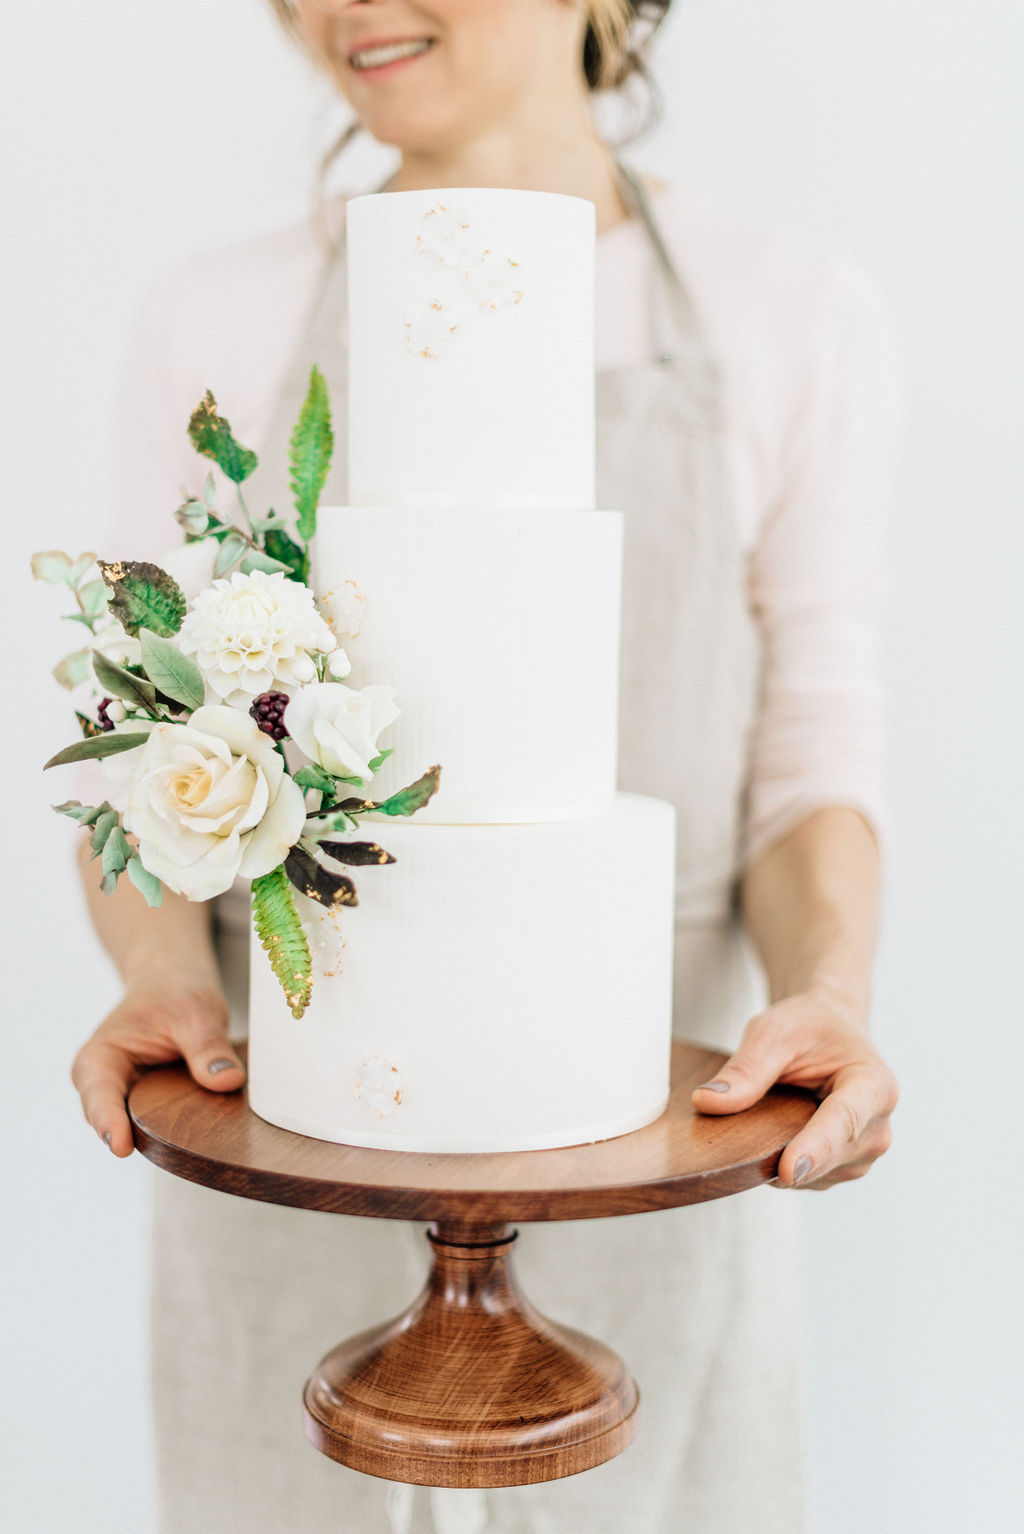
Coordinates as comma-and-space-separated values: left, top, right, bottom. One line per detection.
3, 2, 1022, 1530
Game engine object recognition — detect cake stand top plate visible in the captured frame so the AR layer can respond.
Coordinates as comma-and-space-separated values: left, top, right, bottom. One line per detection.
128, 1041, 816, 1223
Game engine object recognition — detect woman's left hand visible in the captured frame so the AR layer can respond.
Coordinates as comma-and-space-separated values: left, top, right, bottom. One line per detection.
691, 983, 900, 1190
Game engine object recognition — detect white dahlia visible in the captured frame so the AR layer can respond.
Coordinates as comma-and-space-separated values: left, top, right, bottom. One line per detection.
178, 569, 335, 707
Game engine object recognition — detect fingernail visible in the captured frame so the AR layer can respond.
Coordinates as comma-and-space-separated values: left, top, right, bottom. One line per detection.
103, 1131, 113, 1151
697, 1079, 731, 1093
793, 1155, 813, 1185
208, 1058, 241, 1075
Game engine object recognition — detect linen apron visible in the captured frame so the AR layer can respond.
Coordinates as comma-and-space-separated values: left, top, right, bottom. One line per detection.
148, 160, 813, 1534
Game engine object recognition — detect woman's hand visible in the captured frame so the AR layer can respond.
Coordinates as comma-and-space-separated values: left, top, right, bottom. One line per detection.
70, 971, 246, 1158
691, 981, 899, 1190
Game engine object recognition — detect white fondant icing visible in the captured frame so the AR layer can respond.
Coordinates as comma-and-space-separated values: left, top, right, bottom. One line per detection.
313, 507, 622, 822
247, 795, 676, 1153
346, 188, 594, 510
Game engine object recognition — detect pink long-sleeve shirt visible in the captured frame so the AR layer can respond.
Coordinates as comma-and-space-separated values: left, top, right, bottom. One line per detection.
110, 179, 900, 867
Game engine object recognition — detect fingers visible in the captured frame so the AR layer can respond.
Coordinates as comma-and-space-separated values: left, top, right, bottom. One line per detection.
71, 1037, 138, 1158
175, 992, 246, 1092
691, 1012, 796, 1114
774, 1062, 898, 1188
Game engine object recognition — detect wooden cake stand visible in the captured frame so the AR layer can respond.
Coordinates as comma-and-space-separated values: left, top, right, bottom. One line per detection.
128, 1041, 815, 1489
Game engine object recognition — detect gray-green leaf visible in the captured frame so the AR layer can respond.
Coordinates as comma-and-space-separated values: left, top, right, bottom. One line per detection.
52, 648, 92, 690
102, 825, 131, 878
213, 532, 249, 578
238, 547, 293, 578
44, 732, 150, 770
126, 853, 163, 907
139, 628, 205, 710
93, 649, 157, 711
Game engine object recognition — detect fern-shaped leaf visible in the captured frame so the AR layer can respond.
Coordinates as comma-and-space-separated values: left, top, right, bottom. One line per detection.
251, 864, 313, 1019
289, 366, 333, 544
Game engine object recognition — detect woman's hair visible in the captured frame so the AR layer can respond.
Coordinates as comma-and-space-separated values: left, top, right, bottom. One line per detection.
267, 0, 672, 199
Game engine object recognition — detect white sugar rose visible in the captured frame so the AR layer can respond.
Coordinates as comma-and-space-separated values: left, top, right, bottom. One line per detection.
178, 569, 335, 707
284, 683, 400, 782
102, 705, 306, 900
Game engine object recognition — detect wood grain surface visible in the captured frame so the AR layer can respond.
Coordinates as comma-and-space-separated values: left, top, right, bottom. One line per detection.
128, 1040, 817, 1223
303, 1222, 639, 1486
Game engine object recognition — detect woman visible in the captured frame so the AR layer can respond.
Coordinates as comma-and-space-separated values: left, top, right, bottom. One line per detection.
72, 2, 901, 1530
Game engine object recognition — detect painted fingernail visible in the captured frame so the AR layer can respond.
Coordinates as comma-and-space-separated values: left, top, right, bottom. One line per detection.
793, 1155, 813, 1185
208, 1058, 241, 1075
103, 1131, 113, 1151
697, 1079, 731, 1093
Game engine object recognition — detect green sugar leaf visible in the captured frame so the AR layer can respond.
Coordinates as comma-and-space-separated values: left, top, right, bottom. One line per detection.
367, 748, 395, 774
98, 559, 186, 638
126, 853, 163, 908
263, 527, 309, 583
318, 839, 396, 868
188, 391, 259, 484
289, 366, 333, 544
139, 628, 204, 711
44, 731, 150, 770
212, 531, 248, 578
93, 648, 158, 711
102, 825, 131, 880
52, 648, 92, 691
285, 842, 358, 908
372, 764, 442, 819
238, 548, 293, 578
292, 764, 337, 796
251, 864, 313, 1020
89, 808, 120, 855
31, 550, 74, 585
53, 799, 112, 826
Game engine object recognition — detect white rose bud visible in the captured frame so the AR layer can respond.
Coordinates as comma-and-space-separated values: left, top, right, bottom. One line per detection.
284, 682, 399, 782
326, 648, 352, 681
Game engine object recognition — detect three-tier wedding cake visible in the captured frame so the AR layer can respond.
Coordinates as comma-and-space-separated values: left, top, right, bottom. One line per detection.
247, 187, 677, 1153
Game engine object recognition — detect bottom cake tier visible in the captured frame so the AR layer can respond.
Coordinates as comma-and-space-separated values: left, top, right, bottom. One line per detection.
247, 793, 676, 1153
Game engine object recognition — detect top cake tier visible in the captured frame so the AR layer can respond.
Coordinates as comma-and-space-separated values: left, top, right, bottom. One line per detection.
346, 188, 595, 512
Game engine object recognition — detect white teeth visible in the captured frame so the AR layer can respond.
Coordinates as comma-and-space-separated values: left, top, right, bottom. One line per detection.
351, 39, 434, 70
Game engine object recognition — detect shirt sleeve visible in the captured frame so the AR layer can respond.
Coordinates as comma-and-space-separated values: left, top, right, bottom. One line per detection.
739, 252, 903, 869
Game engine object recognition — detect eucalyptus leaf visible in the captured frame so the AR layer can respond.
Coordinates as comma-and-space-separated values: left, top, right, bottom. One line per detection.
89, 808, 119, 855
139, 628, 204, 710
102, 825, 131, 879
31, 550, 73, 584
126, 853, 163, 908
98, 559, 186, 638
238, 548, 293, 578
77, 579, 109, 616
53, 800, 112, 825
188, 391, 258, 484
289, 366, 333, 543
93, 649, 157, 711
52, 649, 92, 690
68, 552, 97, 587
213, 532, 248, 578
44, 732, 150, 770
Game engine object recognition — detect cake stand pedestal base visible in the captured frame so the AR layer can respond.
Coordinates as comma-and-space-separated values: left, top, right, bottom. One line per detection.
304, 1219, 637, 1486
128, 1041, 816, 1488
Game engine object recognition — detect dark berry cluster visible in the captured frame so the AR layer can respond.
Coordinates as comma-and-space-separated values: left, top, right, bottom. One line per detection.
249, 691, 290, 741
97, 697, 117, 732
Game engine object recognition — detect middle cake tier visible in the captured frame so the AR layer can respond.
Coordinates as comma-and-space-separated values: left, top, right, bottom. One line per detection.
314, 506, 622, 822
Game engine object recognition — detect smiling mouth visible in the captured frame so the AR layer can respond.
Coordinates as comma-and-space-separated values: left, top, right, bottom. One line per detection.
349, 38, 437, 72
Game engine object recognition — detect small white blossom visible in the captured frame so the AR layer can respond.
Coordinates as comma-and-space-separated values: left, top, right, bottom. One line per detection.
178, 569, 335, 707
326, 648, 352, 681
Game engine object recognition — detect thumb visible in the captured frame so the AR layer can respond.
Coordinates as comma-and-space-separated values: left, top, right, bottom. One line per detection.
173, 986, 246, 1090
691, 1021, 788, 1114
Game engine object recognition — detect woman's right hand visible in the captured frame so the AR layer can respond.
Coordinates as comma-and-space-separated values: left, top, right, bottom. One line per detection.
70, 972, 246, 1158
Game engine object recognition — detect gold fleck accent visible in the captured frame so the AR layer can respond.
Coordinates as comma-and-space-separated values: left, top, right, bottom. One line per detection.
429, 299, 442, 310
513, 290, 524, 303
508, 258, 519, 267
